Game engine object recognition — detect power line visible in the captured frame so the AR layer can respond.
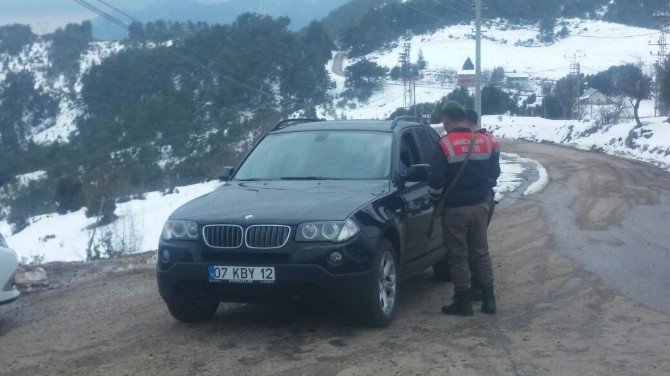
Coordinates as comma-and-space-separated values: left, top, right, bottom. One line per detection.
73, 0, 128, 30
93, 0, 139, 23
450, 0, 475, 8
437, 0, 472, 15
401, 2, 471, 22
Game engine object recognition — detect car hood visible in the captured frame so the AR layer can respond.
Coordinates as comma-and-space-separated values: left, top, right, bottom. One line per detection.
170, 180, 390, 224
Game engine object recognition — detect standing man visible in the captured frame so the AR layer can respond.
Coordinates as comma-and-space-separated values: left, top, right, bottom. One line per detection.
429, 103, 501, 316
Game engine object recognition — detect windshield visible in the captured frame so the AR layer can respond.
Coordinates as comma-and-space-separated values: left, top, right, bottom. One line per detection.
234, 131, 392, 181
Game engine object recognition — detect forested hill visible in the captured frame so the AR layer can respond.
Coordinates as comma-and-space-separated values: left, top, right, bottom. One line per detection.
92, 0, 351, 39
0, 16, 335, 229
327, 0, 663, 56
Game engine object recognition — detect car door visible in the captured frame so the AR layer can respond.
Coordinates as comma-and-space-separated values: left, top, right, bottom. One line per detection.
398, 129, 432, 264
411, 127, 443, 256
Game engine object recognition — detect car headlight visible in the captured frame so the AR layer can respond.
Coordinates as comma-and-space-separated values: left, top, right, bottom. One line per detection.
162, 220, 199, 241
296, 218, 360, 243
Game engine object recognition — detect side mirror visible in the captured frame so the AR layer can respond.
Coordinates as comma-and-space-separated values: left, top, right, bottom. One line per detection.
404, 164, 430, 182
219, 166, 235, 181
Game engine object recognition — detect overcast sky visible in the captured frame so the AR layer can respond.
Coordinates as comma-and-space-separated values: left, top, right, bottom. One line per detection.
0, 0, 230, 33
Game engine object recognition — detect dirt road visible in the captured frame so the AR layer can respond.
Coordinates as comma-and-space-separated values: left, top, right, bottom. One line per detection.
2, 142, 670, 375
331, 51, 346, 77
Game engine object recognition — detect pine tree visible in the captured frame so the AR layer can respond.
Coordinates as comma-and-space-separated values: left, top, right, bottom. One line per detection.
417, 49, 427, 71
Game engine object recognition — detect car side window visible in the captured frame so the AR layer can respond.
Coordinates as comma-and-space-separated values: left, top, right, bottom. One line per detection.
412, 128, 438, 164
0, 234, 6, 248
400, 131, 421, 174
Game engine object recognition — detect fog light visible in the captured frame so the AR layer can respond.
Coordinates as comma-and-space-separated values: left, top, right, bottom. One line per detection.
160, 249, 170, 263
329, 251, 343, 264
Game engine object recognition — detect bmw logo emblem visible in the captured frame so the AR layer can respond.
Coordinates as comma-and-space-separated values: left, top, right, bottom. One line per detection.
244, 214, 254, 220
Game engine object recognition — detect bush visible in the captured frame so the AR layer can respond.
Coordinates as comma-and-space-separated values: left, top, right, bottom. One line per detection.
7, 179, 56, 234
0, 24, 36, 55
85, 196, 117, 226
47, 21, 93, 75
343, 59, 388, 102
54, 175, 85, 214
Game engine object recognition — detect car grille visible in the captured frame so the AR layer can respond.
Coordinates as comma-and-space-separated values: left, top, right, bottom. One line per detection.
202, 225, 244, 249
201, 251, 290, 264
245, 225, 291, 249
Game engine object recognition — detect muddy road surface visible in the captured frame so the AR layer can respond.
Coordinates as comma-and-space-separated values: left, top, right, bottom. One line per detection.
1, 141, 670, 375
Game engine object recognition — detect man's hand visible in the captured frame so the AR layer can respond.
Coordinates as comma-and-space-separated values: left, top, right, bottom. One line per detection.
429, 187, 443, 205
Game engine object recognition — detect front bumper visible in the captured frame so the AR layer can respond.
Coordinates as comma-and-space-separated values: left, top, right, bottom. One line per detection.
0, 276, 20, 305
157, 262, 371, 305
156, 233, 378, 305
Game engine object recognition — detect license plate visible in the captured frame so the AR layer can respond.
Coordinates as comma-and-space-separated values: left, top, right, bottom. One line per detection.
208, 266, 275, 284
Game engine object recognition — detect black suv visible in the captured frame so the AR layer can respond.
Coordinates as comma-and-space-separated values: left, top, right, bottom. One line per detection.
157, 118, 450, 326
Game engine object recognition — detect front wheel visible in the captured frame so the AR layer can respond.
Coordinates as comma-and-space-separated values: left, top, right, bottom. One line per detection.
165, 282, 219, 323
363, 239, 399, 327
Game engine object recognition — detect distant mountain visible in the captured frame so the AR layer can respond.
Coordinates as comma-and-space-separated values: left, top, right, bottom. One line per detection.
92, 0, 350, 39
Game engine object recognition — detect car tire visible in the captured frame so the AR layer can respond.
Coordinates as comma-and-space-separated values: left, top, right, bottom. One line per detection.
165, 283, 219, 323
432, 256, 452, 281
363, 239, 399, 327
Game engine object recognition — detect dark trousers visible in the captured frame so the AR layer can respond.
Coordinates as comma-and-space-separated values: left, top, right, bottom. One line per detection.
442, 202, 494, 293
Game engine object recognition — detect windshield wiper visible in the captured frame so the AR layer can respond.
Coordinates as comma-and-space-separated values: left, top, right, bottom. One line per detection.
235, 178, 266, 181
279, 176, 334, 180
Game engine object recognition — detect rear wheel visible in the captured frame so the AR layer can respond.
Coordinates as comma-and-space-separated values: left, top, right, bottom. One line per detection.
432, 256, 452, 281
165, 282, 219, 323
363, 239, 398, 327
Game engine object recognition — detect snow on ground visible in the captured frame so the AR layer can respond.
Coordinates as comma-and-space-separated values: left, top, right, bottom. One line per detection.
486, 115, 670, 170
495, 153, 528, 201
364, 19, 657, 80
501, 153, 550, 196
14, 170, 47, 188
0, 154, 543, 263
0, 180, 221, 263
337, 81, 456, 120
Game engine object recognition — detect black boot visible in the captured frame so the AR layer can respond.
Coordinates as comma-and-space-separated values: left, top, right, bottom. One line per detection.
481, 287, 496, 314
469, 279, 483, 302
451, 281, 484, 302
441, 292, 474, 316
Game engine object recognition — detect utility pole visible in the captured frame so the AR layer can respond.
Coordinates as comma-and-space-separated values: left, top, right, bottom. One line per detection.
399, 42, 415, 113
565, 53, 585, 120
475, 0, 482, 128
650, 10, 670, 117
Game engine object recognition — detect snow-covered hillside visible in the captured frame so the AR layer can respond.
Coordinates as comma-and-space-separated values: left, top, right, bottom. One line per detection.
367, 19, 657, 80
0, 40, 122, 144
325, 18, 669, 171
486, 115, 670, 170
327, 19, 659, 120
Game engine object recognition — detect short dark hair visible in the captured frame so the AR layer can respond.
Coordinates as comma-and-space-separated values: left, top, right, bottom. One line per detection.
441, 101, 466, 122
464, 109, 478, 125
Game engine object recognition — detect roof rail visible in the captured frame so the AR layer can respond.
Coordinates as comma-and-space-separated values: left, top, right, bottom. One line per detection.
271, 118, 324, 132
391, 116, 430, 129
